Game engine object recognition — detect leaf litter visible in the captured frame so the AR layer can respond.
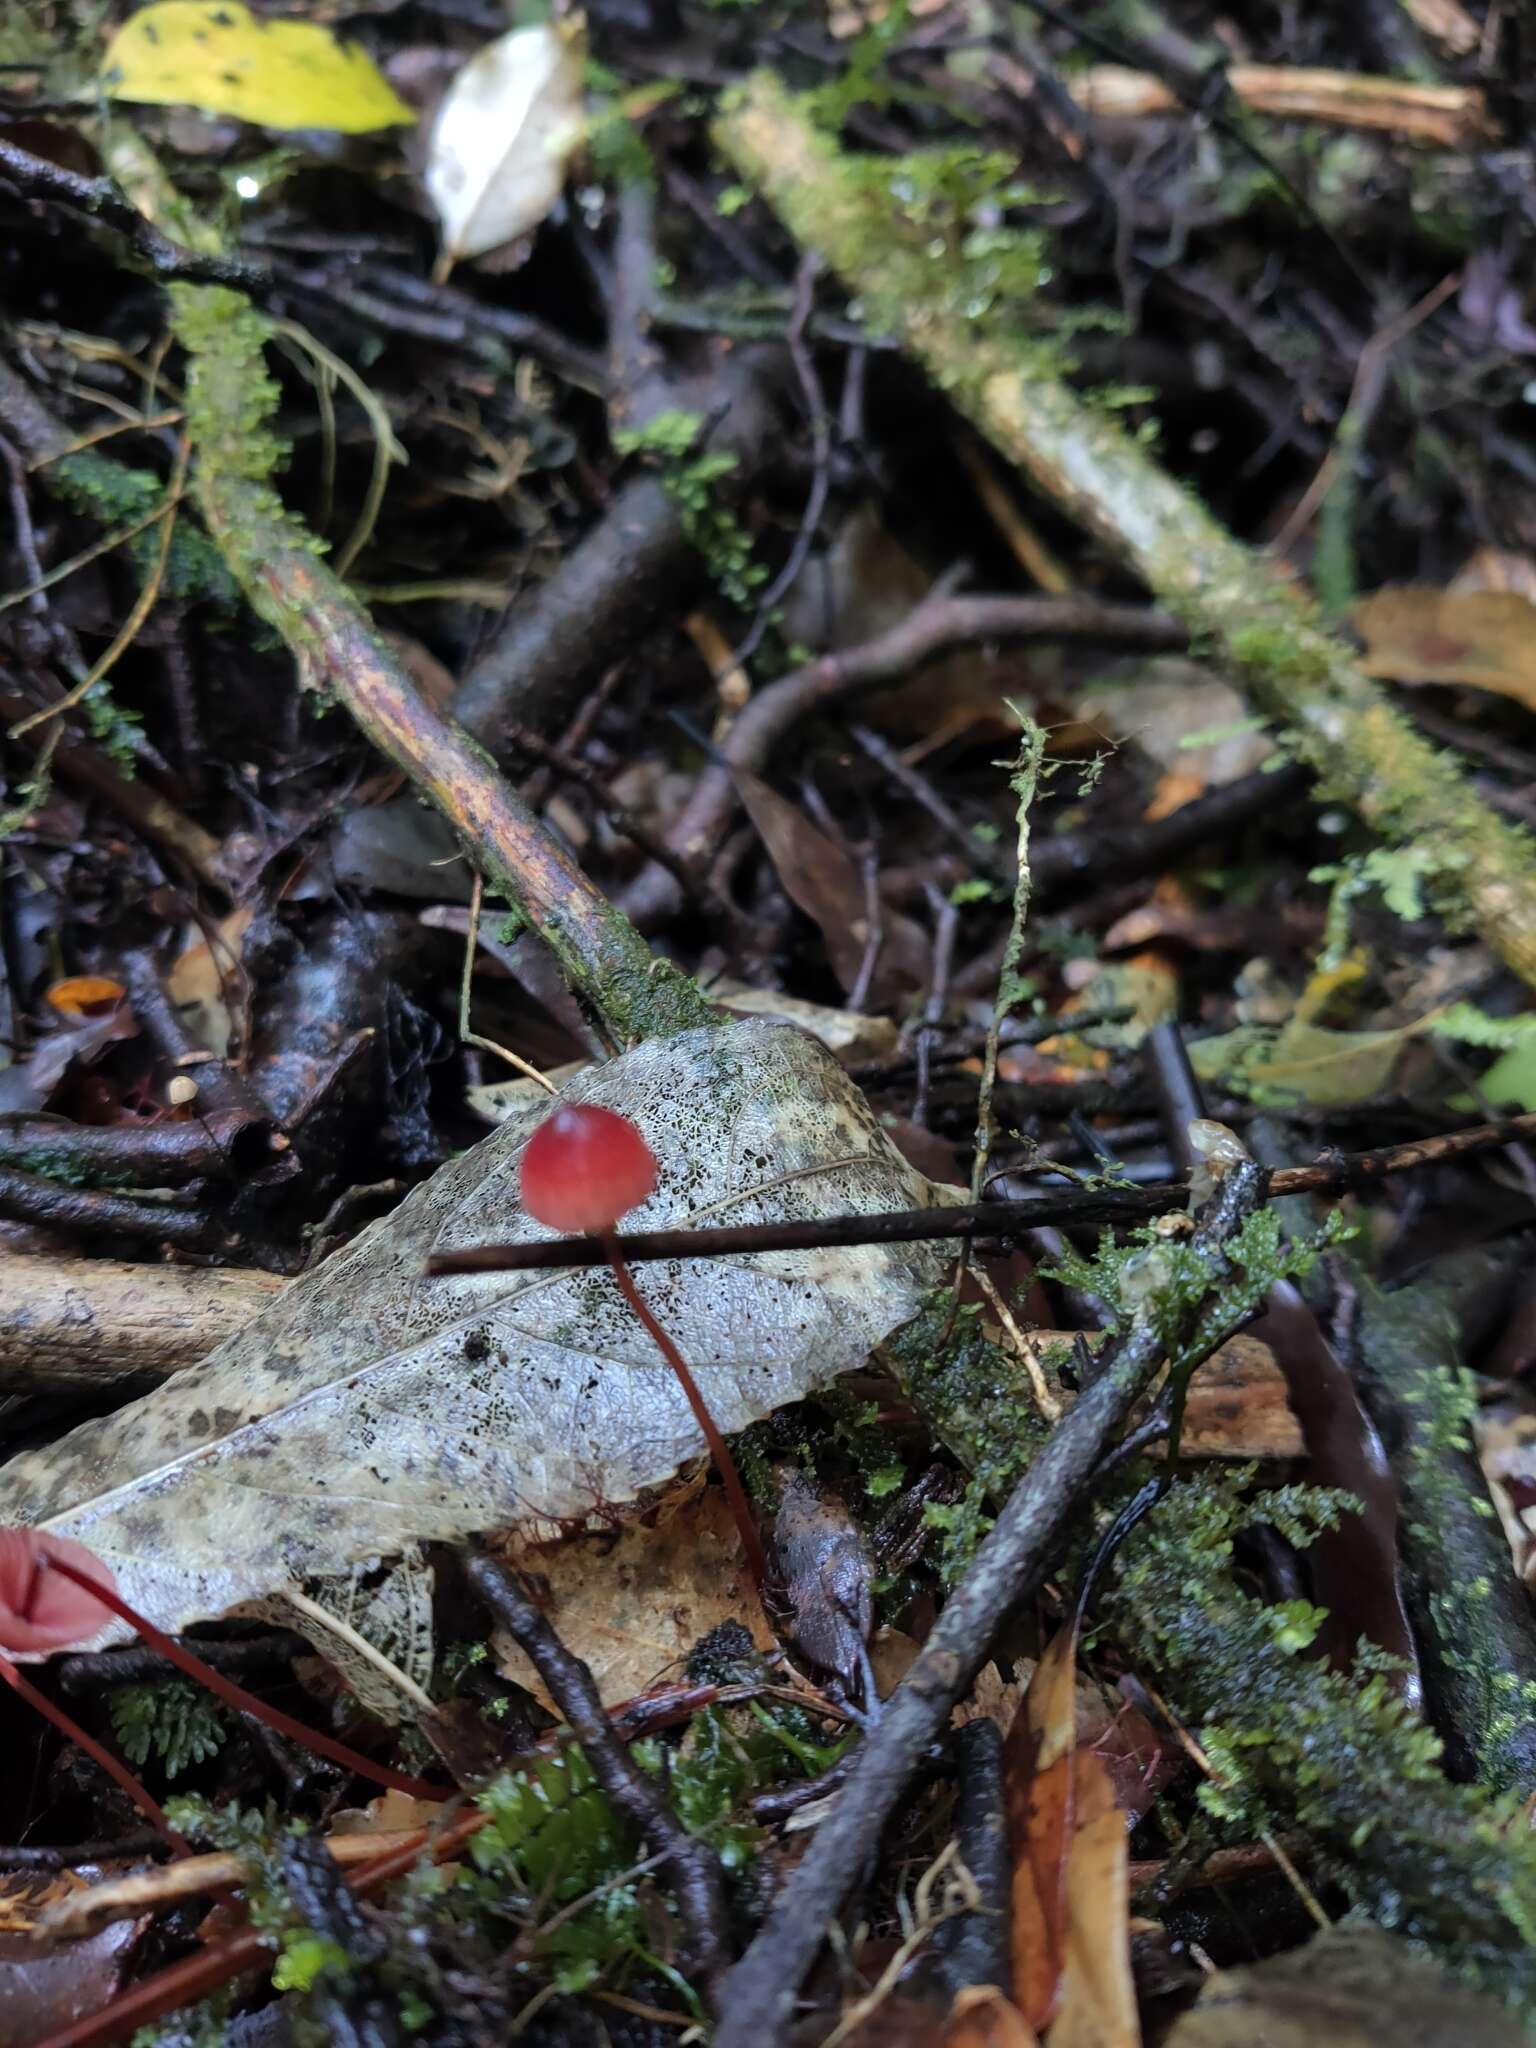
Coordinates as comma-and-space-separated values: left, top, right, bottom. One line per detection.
0, 1021, 954, 1689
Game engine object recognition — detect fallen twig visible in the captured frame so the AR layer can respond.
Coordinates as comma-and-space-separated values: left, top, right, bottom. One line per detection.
0, 1254, 285, 1393
465, 1552, 731, 1998
1065, 63, 1490, 145
626, 584, 1187, 923
711, 1162, 1265, 2045
170, 285, 717, 1045
0, 1167, 225, 1252
426, 1103, 1536, 1274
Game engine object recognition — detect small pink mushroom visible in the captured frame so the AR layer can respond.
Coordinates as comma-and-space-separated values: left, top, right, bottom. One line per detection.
520, 1102, 658, 1235
0, 1528, 117, 1654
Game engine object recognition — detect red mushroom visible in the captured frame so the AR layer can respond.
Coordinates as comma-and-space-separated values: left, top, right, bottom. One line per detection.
520, 1103, 770, 1594
0, 1529, 188, 1852
520, 1104, 657, 1236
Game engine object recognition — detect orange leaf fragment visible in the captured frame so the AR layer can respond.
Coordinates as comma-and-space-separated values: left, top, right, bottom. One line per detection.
45, 976, 125, 1017
1004, 1621, 1142, 2046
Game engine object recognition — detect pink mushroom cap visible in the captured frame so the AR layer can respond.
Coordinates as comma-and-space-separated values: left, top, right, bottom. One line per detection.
0, 1529, 119, 1654
520, 1103, 658, 1235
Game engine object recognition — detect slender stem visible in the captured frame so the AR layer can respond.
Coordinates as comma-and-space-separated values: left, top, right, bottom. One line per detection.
0, 1652, 189, 1855
40, 1554, 447, 1803
601, 1237, 772, 1596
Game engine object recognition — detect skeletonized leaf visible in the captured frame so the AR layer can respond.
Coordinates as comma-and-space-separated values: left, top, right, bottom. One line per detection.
101, 2, 414, 134
424, 21, 586, 262
0, 1022, 954, 1657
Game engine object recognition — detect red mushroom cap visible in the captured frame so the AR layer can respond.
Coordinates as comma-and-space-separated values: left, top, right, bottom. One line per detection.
0, 1530, 118, 1654
520, 1103, 658, 1235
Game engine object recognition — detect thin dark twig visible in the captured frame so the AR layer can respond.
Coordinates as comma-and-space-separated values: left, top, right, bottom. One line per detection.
426, 1105, 1536, 1276
0, 430, 46, 610
846, 836, 884, 1015
464, 1554, 731, 1997
506, 723, 725, 916
725, 252, 831, 674
0, 141, 266, 291
0, 1830, 172, 1871
426, 1185, 1182, 1274
913, 883, 960, 1128
0, 1165, 224, 1250
850, 720, 1013, 880
711, 1163, 1265, 2044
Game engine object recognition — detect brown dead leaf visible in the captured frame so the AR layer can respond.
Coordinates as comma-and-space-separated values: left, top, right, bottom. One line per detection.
491, 1485, 776, 1710
1354, 586, 1536, 706
1013, 1331, 1303, 1460
1005, 1623, 1140, 2045
732, 766, 928, 1005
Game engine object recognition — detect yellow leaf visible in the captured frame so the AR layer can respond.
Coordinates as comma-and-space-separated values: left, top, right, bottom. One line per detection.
1354, 585, 1536, 710
101, 2, 414, 135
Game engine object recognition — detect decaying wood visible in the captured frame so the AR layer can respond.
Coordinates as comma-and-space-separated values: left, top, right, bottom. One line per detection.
0, 1256, 286, 1394
1065, 64, 1490, 146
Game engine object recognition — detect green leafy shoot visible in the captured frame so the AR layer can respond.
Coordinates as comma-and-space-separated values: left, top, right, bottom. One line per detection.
110, 1678, 228, 1781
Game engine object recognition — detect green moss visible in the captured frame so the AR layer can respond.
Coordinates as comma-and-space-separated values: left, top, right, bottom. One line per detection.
1110, 1470, 1536, 2010
169, 283, 314, 583
614, 410, 766, 612
48, 451, 235, 607
110, 1677, 227, 1779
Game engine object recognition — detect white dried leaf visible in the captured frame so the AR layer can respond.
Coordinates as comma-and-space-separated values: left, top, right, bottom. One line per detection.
0, 1022, 955, 1652
424, 20, 586, 262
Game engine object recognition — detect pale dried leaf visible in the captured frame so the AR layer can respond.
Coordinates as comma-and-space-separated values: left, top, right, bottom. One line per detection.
0, 1022, 954, 1657
1354, 586, 1536, 707
424, 22, 586, 262
492, 1486, 774, 1711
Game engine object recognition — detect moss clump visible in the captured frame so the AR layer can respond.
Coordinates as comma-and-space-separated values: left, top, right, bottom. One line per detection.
169, 284, 316, 586
614, 409, 766, 612
47, 450, 236, 608
1109, 1469, 1536, 2012
109, 1677, 226, 1780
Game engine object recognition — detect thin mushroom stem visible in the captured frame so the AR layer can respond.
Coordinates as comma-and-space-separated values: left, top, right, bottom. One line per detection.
600, 1234, 772, 1596
40, 1553, 448, 1803
0, 1652, 189, 1855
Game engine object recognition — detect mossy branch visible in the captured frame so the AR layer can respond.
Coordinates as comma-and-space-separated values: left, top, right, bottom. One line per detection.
163, 284, 714, 1044
1110, 1470, 1536, 2014
714, 75, 1536, 991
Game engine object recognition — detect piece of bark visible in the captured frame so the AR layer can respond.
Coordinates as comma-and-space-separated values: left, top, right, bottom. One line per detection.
0, 1256, 286, 1395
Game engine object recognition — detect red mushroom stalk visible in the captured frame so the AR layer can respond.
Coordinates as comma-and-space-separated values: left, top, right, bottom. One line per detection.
36, 1547, 447, 1802
520, 1104, 771, 1594
0, 1530, 188, 1853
